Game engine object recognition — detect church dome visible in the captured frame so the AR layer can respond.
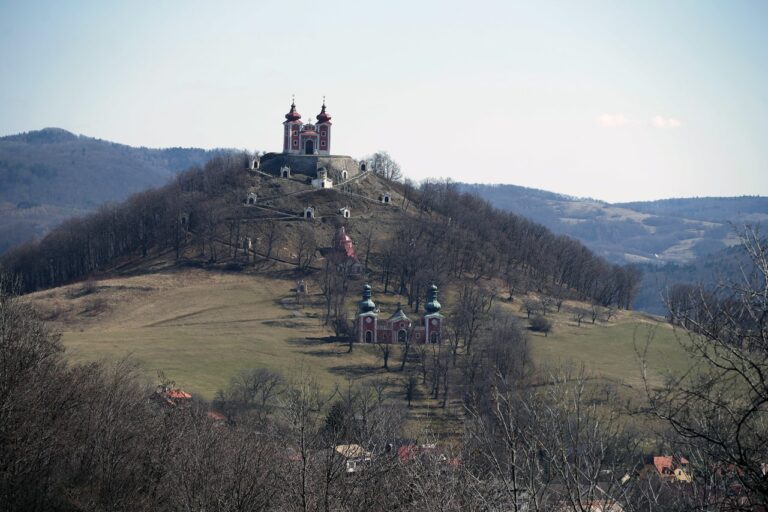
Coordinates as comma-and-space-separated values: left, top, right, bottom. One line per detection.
285, 101, 301, 122
316, 102, 332, 124
358, 284, 376, 313
424, 284, 442, 314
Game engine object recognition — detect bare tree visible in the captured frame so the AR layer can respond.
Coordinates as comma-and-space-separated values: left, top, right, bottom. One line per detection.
404, 373, 419, 407
294, 224, 317, 270
641, 227, 768, 509
571, 307, 588, 327
369, 151, 402, 182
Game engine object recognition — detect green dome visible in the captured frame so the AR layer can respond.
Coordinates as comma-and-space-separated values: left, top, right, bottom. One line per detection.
424, 284, 441, 314
358, 284, 376, 313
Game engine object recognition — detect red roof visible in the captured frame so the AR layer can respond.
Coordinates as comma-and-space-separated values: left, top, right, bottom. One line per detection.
316, 103, 332, 124
167, 389, 192, 400
653, 456, 689, 475
332, 226, 358, 261
285, 102, 301, 122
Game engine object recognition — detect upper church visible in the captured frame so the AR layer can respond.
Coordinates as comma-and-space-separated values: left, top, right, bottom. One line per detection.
282, 98, 332, 156
257, 97, 360, 179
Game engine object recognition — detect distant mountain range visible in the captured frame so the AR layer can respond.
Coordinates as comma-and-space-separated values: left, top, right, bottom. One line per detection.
458, 183, 768, 266
458, 183, 767, 314
0, 128, 230, 253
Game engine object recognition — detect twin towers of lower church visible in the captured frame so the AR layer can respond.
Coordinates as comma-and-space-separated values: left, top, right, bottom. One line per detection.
357, 284, 444, 345
283, 97, 332, 156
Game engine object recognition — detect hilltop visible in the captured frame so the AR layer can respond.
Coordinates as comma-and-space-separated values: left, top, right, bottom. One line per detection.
0, 128, 229, 253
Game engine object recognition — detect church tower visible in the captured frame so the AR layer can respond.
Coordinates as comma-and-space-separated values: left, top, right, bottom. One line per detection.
423, 285, 443, 344
316, 99, 332, 155
283, 98, 302, 154
357, 284, 378, 343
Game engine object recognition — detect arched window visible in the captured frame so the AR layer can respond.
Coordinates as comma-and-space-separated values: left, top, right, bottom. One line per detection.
365, 331, 373, 343
398, 329, 407, 343
430, 332, 439, 344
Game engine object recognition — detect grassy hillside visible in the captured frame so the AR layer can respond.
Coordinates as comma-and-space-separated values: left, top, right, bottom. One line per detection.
27, 268, 380, 398
25, 266, 690, 402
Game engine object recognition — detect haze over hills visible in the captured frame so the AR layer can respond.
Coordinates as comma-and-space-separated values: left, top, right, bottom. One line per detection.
458, 183, 768, 266
0, 128, 230, 253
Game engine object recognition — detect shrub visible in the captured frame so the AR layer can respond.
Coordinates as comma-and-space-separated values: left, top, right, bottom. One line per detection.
529, 314, 552, 336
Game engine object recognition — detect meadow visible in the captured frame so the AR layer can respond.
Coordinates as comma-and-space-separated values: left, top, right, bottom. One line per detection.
25, 268, 691, 403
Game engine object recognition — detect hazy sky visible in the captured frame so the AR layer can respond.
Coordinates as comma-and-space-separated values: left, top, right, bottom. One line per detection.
1, 0, 766, 202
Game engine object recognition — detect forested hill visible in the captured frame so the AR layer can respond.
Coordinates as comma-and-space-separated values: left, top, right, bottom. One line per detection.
459, 183, 768, 265
1, 157, 641, 312
0, 128, 230, 254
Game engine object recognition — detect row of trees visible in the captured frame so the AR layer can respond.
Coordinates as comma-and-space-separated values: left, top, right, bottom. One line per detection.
373, 179, 641, 312
0, 154, 251, 292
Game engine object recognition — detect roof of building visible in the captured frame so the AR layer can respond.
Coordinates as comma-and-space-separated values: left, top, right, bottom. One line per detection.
285, 101, 301, 122
167, 389, 192, 399
389, 304, 410, 322
358, 284, 376, 313
333, 226, 358, 261
653, 456, 689, 475
335, 444, 370, 459
316, 102, 332, 124
424, 284, 442, 314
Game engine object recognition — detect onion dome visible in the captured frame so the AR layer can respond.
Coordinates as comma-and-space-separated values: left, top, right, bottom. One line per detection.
358, 284, 376, 313
424, 284, 442, 314
285, 100, 301, 122
316, 99, 332, 124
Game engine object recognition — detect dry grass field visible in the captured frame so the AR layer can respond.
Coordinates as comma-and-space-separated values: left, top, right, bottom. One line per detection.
24, 266, 693, 407
25, 268, 387, 399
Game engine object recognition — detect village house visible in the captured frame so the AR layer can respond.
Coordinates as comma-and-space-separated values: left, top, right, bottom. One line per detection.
152, 385, 192, 408
641, 455, 692, 483
335, 444, 372, 474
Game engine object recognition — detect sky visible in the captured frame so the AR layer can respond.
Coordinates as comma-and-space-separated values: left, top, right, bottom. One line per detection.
1, 0, 766, 202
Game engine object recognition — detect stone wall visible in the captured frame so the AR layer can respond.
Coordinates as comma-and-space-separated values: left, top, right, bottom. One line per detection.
260, 153, 361, 181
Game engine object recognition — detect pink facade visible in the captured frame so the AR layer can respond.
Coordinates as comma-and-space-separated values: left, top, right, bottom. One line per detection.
282, 99, 332, 155
356, 285, 444, 345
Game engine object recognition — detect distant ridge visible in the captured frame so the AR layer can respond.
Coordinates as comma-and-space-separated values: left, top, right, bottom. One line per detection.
459, 183, 768, 266
0, 128, 233, 253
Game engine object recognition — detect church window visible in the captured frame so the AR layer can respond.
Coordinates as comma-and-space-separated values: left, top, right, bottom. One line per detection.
398, 329, 407, 343
365, 331, 373, 343
430, 332, 439, 344
321, 131, 326, 136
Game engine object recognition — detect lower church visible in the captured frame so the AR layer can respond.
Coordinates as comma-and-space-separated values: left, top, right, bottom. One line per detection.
356, 284, 444, 344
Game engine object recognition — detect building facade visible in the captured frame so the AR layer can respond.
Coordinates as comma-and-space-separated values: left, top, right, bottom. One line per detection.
356, 284, 444, 344
283, 98, 332, 155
